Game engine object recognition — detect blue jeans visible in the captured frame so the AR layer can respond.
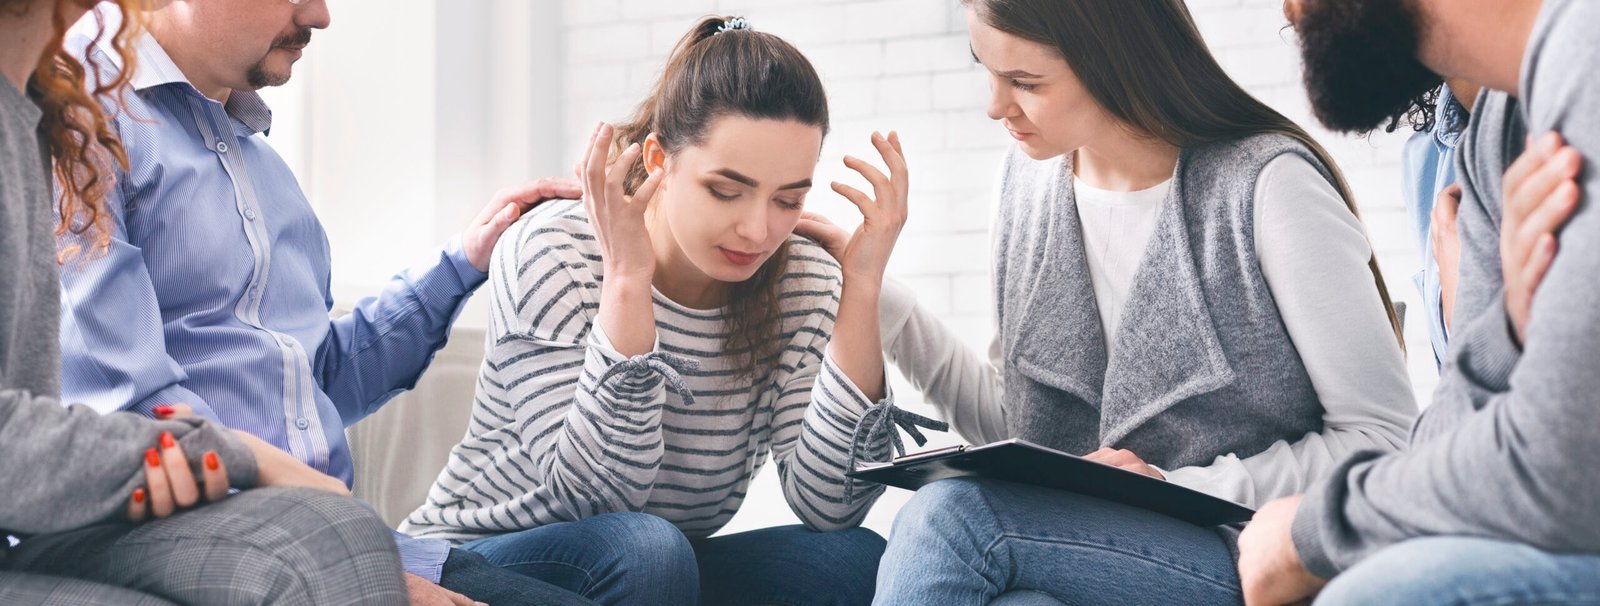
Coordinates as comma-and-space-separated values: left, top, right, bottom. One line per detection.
874, 478, 1242, 605
1317, 537, 1600, 605
692, 524, 885, 606
462, 512, 884, 606
462, 512, 697, 605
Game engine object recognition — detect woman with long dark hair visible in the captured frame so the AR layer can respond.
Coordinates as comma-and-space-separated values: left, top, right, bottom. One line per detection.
404, 16, 923, 606
0, 1, 404, 604
859, 1, 1418, 603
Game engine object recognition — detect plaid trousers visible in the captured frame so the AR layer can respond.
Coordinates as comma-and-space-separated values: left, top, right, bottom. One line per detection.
1, 487, 406, 606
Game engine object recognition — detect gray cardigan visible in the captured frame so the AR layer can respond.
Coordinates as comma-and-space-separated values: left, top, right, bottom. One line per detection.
994, 134, 1328, 470
1294, 0, 1600, 577
880, 131, 1412, 512
0, 77, 256, 542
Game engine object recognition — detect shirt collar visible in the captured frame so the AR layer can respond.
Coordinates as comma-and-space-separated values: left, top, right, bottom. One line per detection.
1432, 84, 1467, 148
84, 9, 274, 136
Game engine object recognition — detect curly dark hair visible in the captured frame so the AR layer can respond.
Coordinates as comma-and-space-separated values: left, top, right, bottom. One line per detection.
1384, 85, 1441, 134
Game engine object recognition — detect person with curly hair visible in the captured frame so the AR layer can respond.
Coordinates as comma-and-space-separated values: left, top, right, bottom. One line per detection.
0, 1, 408, 604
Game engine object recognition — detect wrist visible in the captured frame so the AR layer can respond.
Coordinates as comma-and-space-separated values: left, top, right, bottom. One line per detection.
841, 269, 886, 290
603, 262, 654, 284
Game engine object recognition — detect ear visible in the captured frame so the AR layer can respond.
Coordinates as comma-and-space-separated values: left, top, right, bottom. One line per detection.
642, 133, 668, 176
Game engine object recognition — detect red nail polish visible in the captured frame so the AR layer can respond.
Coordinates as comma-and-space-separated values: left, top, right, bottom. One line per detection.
153, 405, 174, 417
160, 432, 176, 449
133, 488, 145, 504
204, 451, 220, 471
146, 447, 161, 467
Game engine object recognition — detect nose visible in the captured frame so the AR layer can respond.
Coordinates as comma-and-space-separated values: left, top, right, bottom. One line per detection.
733, 203, 769, 245
297, 0, 332, 30
985, 74, 1015, 122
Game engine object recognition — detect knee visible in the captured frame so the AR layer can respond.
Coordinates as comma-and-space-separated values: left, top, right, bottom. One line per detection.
223, 488, 405, 605
1316, 538, 1493, 606
891, 478, 994, 542
585, 512, 696, 577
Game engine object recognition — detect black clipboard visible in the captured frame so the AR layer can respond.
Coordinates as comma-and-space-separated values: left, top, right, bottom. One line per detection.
846, 438, 1255, 527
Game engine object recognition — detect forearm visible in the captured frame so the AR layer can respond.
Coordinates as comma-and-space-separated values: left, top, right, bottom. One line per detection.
597, 275, 657, 358
521, 337, 669, 518
775, 359, 884, 532
1164, 423, 1407, 509
879, 279, 1008, 444
0, 390, 257, 534
827, 273, 886, 400
319, 238, 485, 421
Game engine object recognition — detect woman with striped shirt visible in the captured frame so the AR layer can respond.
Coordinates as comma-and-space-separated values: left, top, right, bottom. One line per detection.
402, 16, 930, 606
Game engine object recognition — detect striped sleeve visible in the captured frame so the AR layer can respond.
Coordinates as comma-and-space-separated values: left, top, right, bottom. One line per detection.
768, 267, 890, 532
456, 215, 669, 522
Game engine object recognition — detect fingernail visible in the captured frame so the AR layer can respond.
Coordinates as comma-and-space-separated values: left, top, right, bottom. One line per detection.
146, 447, 161, 467
205, 451, 220, 471
160, 431, 175, 449
153, 405, 173, 417
133, 487, 145, 504
599, 123, 612, 136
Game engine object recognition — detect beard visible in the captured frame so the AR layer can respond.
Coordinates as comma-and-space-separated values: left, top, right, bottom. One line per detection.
1294, 0, 1443, 134
245, 27, 313, 89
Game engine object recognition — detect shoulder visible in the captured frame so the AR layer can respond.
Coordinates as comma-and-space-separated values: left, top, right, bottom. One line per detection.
496, 198, 599, 274
488, 199, 602, 342
1191, 133, 1323, 176
778, 236, 844, 301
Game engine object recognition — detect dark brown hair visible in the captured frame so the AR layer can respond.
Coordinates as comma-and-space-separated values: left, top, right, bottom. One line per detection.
614, 16, 831, 377
3, 0, 142, 260
966, 0, 1405, 349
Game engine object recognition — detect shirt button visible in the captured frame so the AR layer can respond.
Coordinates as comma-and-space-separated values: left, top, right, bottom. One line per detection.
295, 417, 310, 430
244, 208, 257, 221
216, 141, 229, 153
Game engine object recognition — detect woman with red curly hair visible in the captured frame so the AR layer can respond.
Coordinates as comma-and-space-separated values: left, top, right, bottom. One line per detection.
0, 1, 407, 604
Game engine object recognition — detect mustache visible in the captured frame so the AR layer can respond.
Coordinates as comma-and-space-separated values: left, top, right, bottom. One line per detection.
273, 28, 313, 49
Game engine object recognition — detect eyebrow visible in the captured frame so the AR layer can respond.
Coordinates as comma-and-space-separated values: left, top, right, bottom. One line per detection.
970, 46, 1044, 79
710, 168, 811, 190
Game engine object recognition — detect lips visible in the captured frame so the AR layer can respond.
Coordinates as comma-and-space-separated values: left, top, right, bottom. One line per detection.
719, 247, 762, 266
1008, 129, 1033, 141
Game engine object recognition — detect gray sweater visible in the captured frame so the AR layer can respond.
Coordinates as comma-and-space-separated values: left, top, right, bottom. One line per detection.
0, 76, 256, 541
1293, 0, 1600, 577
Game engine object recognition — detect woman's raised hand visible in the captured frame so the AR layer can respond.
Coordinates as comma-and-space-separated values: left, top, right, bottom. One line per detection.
584, 122, 665, 282
822, 131, 910, 282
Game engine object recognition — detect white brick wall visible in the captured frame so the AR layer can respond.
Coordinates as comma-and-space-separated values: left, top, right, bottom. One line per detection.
557, 0, 1437, 535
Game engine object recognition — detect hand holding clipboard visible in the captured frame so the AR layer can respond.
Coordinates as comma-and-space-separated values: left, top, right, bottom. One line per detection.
846, 438, 1255, 527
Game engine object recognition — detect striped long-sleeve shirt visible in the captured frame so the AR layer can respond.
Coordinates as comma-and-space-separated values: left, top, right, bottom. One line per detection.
402, 200, 889, 542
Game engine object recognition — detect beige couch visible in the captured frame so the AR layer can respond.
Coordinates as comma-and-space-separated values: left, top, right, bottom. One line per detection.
346, 326, 486, 527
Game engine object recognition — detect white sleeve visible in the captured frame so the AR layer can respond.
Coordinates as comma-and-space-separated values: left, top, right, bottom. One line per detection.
1160, 154, 1418, 507
879, 279, 1009, 445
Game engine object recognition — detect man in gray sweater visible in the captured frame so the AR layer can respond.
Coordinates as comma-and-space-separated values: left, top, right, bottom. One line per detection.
1239, 0, 1600, 604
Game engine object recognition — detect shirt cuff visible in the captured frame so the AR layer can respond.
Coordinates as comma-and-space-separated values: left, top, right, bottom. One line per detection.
1290, 480, 1340, 579
442, 235, 489, 292
589, 319, 662, 361
1450, 296, 1522, 392
393, 530, 452, 583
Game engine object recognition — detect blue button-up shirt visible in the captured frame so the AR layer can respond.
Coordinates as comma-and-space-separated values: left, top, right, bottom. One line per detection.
57, 31, 475, 581
1400, 85, 1469, 370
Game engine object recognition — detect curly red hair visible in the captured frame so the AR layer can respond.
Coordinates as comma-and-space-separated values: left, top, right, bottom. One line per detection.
11, 0, 144, 259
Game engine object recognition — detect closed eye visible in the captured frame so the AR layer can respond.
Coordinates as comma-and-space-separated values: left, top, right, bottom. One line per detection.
709, 187, 739, 201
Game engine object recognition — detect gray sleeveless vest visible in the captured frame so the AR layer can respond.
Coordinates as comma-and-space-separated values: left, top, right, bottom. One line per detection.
994, 134, 1329, 469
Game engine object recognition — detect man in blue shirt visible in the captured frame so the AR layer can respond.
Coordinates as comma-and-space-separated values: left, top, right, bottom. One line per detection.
1397, 80, 1479, 369
53, 2, 618, 604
